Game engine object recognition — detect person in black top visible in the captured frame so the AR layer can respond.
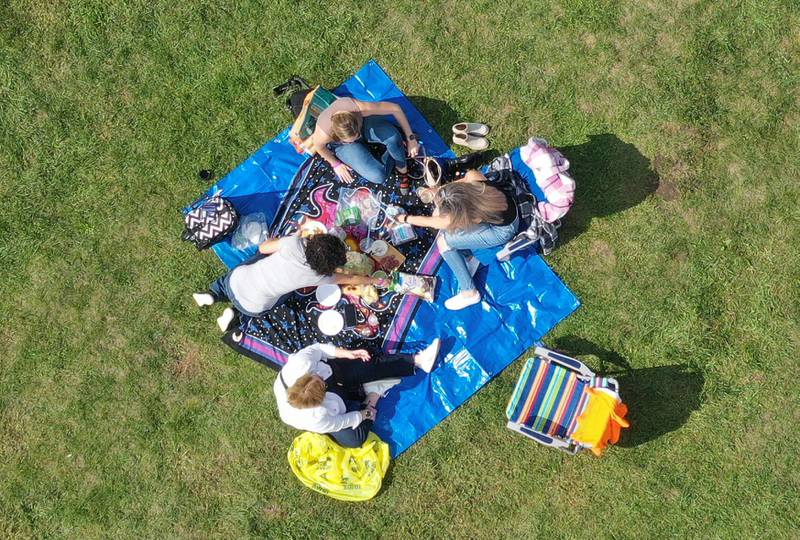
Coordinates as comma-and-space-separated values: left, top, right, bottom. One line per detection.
396, 170, 520, 310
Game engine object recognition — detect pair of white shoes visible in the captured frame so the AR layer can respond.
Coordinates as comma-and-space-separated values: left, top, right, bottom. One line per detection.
452, 122, 490, 150
193, 293, 236, 332
362, 338, 441, 397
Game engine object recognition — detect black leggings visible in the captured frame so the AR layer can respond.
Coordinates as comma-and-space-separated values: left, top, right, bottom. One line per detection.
325, 353, 416, 448
327, 353, 416, 388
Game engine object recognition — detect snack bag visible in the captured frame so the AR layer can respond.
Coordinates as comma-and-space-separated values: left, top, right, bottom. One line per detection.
390, 272, 437, 302
342, 284, 380, 305
337, 187, 380, 227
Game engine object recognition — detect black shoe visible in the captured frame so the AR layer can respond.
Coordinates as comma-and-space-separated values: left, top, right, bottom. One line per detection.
406, 158, 425, 180
454, 151, 489, 169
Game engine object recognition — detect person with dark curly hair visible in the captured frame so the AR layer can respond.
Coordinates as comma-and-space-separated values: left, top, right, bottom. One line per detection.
192, 233, 384, 331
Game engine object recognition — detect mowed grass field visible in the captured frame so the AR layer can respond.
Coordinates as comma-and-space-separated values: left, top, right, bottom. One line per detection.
1, 0, 799, 537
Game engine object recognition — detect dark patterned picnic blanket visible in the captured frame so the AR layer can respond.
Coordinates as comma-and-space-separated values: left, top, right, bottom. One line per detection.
224, 156, 441, 369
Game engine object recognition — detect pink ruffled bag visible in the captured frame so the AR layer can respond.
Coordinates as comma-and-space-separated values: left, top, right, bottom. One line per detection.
519, 138, 576, 223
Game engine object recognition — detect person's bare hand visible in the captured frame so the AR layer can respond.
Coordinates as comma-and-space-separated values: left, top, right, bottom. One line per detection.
344, 349, 371, 362
334, 163, 354, 183
407, 139, 420, 157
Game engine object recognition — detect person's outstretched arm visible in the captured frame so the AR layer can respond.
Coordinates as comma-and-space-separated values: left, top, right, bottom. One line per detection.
258, 237, 282, 254
396, 212, 451, 230
332, 272, 387, 287
357, 100, 419, 157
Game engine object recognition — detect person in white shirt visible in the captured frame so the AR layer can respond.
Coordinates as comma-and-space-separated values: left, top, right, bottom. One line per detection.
193, 233, 386, 331
274, 340, 440, 448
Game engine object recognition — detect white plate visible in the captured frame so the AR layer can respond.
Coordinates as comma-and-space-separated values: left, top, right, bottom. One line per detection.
315, 284, 341, 307
318, 310, 344, 336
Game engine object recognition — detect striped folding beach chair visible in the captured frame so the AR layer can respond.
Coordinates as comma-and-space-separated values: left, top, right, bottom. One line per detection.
506, 346, 619, 454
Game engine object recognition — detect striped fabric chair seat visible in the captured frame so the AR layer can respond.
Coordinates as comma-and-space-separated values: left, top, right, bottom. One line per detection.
506, 357, 592, 439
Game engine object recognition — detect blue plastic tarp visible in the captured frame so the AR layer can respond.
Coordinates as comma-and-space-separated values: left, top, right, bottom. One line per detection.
190, 60, 580, 456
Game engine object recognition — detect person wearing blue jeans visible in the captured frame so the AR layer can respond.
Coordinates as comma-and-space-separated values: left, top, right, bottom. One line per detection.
312, 97, 420, 193
396, 170, 520, 310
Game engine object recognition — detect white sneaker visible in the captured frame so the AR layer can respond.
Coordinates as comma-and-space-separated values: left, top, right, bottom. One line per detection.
452, 122, 490, 136
216, 307, 235, 332
193, 293, 215, 307
452, 132, 489, 150
363, 378, 402, 397
444, 291, 481, 310
414, 338, 441, 373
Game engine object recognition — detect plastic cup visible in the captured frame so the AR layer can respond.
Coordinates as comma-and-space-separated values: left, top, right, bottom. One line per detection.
369, 240, 388, 257
359, 237, 374, 253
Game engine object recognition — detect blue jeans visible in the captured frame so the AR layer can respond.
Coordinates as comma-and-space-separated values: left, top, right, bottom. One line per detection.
329, 116, 406, 185
441, 217, 519, 292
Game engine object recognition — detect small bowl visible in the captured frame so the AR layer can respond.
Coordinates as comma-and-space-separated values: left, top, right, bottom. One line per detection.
318, 310, 344, 336
315, 284, 341, 308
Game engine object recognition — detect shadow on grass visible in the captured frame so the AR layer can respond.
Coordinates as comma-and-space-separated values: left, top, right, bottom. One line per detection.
559, 134, 660, 245
553, 336, 704, 448
406, 95, 461, 135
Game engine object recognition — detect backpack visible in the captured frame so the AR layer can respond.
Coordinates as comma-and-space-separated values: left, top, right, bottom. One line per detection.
274, 76, 338, 155
181, 192, 239, 250
487, 157, 561, 259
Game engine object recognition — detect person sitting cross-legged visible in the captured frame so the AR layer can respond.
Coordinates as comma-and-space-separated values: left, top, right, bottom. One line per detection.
399, 170, 520, 310
312, 97, 420, 193
193, 234, 386, 331
274, 341, 440, 448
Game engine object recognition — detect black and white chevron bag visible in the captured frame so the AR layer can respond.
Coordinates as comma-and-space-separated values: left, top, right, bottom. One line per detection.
182, 193, 239, 250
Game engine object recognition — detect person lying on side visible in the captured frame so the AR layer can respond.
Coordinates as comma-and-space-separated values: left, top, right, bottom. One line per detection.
192, 234, 386, 331
312, 97, 419, 193
274, 340, 440, 448
397, 170, 520, 310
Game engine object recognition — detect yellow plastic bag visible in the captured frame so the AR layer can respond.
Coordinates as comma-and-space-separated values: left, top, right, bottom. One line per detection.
287, 432, 390, 501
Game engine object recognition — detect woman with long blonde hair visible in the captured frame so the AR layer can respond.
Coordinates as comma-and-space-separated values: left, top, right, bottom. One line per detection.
396, 170, 519, 310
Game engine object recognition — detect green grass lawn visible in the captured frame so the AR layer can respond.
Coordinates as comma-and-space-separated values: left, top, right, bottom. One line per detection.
1, 0, 799, 537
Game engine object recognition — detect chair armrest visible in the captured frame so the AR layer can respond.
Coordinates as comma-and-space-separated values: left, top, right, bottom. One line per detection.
534, 346, 595, 378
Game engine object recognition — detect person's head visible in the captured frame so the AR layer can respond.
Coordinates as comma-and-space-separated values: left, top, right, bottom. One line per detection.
286, 374, 326, 408
304, 233, 347, 276
330, 111, 362, 143
434, 181, 508, 231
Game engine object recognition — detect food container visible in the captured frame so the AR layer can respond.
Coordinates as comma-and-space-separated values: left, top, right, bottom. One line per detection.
368, 240, 388, 257
337, 206, 361, 227
315, 284, 341, 308
318, 310, 344, 336
389, 222, 417, 245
